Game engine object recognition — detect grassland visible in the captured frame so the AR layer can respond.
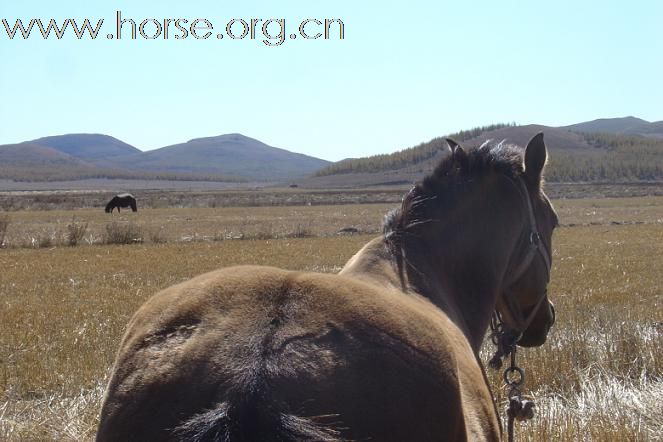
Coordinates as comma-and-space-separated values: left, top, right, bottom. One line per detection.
0, 203, 393, 248
3, 195, 663, 249
1, 196, 662, 440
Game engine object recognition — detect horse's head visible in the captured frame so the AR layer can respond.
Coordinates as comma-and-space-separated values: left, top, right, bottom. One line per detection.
494, 133, 558, 347
384, 134, 558, 352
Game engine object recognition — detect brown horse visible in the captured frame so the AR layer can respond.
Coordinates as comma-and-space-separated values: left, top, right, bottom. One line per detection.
97, 134, 558, 442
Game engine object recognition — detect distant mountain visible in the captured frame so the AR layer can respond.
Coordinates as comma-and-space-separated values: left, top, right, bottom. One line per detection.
0, 142, 242, 182
564, 116, 649, 134
564, 116, 663, 139
1, 133, 329, 182
0, 143, 94, 167
4, 120, 662, 186
0, 143, 102, 181
28, 134, 141, 162
108, 133, 330, 181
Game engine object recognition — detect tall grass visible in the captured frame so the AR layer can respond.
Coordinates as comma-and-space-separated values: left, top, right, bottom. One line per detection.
66, 218, 88, 247
482, 224, 663, 440
0, 213, 9, 247
103, 222, 143, 245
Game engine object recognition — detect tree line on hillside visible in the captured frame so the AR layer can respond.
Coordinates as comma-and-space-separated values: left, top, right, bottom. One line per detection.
316, 127, 663, 183
545, 133, 663, 182
314, 123, 516, 176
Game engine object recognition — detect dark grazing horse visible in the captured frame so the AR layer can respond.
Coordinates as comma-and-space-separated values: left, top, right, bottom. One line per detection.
97, 134, 558, 441
105, 193, 137, 213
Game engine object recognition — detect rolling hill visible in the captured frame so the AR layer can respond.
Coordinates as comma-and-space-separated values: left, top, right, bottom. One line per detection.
0, 143, 104, 181
0, 142, 244, 182
0, 133, 329, 182
28, 134, 141, 162
564, 116, 663, 138
107, 134, 330, 181
2, 117, 662, 186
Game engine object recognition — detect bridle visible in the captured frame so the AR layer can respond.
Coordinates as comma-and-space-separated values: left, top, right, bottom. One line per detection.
488, 176, 554, 442
489, 177, 552, 368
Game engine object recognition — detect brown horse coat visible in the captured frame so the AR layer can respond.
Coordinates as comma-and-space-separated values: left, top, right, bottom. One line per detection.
98, 134, 557, 441
98, 259, 498, 441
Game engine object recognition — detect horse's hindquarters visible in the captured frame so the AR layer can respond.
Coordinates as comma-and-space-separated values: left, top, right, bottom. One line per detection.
97, 266, 499, 441
265, 323, 472, 441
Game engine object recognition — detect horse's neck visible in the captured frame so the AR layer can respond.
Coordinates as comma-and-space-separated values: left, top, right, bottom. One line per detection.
406, 254, 501, 352
339, 237, 403, 290
403, 217, 522, 352
339, 235, 500, 352
339, 225, 514, 353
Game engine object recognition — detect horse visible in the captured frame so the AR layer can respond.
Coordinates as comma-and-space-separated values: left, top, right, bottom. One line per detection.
97, 133, 558, 442
105, 193, 137, 214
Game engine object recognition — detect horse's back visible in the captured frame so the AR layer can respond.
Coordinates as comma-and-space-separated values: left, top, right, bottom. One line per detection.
98, 265, 499, 441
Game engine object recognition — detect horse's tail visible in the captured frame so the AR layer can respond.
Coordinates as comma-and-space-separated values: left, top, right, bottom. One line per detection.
130, 198, 137, 212
174, 405, 343, 442
173, 377, 344, 442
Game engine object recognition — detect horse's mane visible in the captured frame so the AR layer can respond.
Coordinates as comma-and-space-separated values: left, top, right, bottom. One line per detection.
383, 140, 525, 286
385, 141, 523, 235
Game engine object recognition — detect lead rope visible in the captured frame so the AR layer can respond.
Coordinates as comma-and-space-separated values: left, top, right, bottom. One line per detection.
490, 313, 536, 442
503, 345, 535, 442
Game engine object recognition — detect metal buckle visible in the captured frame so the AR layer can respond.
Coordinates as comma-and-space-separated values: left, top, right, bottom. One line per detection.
529, 231, 541, 247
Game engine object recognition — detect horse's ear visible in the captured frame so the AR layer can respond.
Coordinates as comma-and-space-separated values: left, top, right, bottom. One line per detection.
446, 138, 460, 152
446, 138, 466, 163
524, 133, 547, 187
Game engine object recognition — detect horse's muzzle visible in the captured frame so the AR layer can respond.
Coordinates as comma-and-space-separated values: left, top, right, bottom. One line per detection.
518, 300, 555, 347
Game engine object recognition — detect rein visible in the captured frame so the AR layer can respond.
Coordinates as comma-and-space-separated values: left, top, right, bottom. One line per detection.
489, 178, 552, 442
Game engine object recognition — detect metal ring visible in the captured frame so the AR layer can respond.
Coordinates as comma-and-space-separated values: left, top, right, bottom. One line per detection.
529, 231, 541, 246
503, 366, 525, 386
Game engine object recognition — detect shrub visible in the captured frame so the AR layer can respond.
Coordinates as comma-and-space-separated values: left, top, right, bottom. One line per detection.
67, 217, 88, 247
104, 222, 144, 245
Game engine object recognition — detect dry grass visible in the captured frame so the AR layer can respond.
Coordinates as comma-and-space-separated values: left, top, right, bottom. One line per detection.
0, 188, 405, 212
1, 197, 662, 440
2, 196, 663, 249
0, 213, 9, 247
0, 204, 390, 248
553, 196, 663, 226
103, 222, 143, 245
66, 218, 88, 247
482, 223, 663, 441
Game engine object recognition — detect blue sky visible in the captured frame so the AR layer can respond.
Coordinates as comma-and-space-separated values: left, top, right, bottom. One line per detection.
1, 1, 661, 161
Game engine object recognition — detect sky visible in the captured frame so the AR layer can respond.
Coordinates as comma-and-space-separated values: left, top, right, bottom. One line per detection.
1, 1, 662, 161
